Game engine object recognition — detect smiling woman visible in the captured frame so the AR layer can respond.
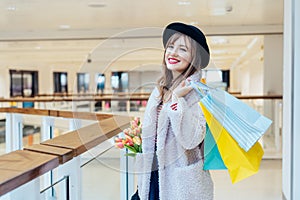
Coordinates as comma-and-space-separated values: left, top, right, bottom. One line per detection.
134, 22, 213, 200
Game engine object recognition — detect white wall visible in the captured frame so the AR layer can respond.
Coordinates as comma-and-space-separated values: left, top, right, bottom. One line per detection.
230, 36, 264, 95
264, 35, 284, 95
232, 53, 264, 95
129, 70, 160, 93
230, 35, 283, 96
242, 59, 264, 95
263, 35, 284, 146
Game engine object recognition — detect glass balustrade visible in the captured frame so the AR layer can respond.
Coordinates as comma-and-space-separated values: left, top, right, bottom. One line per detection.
0, 96, 282, 199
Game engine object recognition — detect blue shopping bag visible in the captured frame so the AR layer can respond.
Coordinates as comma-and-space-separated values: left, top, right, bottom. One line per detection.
191, 81, 272, 152
203, 124, 227, 170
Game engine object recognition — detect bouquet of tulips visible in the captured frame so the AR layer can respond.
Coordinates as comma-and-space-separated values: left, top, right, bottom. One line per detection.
114, 117, 142, 157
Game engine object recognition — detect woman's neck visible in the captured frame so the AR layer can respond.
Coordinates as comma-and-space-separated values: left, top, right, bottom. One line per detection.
172, 71, 181, 80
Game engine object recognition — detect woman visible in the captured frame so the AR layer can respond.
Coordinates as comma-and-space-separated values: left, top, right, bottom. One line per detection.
136, 22, 214, 200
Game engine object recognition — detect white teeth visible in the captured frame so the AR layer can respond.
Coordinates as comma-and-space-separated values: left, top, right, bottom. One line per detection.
168, 58, 180, 65
169, 58, 180, 62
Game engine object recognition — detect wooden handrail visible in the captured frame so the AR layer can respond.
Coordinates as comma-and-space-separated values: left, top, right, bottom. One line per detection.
0, 115, 131, 196
41, 116, 130, 156
25, 144, 73, 164
0, 96, 150, 102
0, 94, 282, 103
0, 107, 114, 121
0, 150, 60, 196
36, 92, 151, 97
233, 94, 282, 99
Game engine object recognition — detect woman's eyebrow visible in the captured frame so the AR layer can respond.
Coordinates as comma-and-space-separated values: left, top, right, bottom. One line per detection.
179, 44, 189, 49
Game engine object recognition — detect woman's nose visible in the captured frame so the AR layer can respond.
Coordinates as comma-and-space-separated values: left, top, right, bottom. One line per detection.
168, 48, 178, 56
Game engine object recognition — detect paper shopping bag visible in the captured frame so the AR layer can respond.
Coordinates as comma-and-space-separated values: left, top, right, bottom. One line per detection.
203, 123, 227, 170
191, 81, 272, 152
200, 102, 264, 184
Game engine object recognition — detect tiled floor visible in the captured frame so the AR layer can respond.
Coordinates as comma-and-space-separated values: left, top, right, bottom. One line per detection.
211, 159, 282, 200
82, 151, 282, 200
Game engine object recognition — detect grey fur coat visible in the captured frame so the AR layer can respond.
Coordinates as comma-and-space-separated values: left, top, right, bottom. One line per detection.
135, 72, 214, 200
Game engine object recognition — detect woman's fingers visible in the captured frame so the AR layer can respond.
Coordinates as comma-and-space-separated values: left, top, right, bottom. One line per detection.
181, 80, 186, 87
173, 84, 193, 98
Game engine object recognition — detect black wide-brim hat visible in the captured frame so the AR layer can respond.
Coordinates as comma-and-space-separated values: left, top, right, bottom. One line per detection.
163, 22, 210, 68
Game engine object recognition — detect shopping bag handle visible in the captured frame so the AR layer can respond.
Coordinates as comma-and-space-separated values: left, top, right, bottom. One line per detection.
190, 81, 211, 98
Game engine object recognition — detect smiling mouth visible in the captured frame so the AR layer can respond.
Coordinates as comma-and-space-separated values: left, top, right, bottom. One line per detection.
168, 58, 180, 64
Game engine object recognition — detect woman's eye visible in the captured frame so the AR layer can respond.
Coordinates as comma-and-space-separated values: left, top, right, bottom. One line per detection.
167, 45, 174, 49
180, 48, 187, 52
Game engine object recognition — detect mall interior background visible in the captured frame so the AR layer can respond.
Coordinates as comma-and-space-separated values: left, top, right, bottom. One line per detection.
1, 0, 299, 199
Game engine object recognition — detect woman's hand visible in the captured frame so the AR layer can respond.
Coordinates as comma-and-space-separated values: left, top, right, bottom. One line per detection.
172, 79, 193, 102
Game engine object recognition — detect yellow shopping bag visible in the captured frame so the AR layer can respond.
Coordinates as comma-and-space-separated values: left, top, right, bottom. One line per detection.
200, 102, 264, 184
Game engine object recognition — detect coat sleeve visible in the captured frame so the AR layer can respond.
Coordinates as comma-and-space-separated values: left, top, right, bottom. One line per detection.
167, 94, 206, 150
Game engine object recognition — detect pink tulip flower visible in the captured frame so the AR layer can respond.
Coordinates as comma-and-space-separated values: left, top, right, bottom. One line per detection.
114, 137, 122, 143
115, 142, 124, 149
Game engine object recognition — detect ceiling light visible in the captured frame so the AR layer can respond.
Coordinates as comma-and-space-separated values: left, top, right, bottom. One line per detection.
247, 37, 258, 49
211, 49, 227, 54
210, 8, 227, 16
190, 21, 199, 25
59, 25, 71, 30
6, 6, 17, 11
210, 37, 229, 45
178, 1, 191, 6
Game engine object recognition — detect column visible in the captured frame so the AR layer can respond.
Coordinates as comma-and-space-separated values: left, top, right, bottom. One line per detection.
282, 0, 300, 199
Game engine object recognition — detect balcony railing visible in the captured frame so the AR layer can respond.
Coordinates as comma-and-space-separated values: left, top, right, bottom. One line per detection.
0, 93, 283, 199
0, 108, 133, 200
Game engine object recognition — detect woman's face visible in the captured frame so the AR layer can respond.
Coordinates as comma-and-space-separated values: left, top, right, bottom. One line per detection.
164, 35, 192, 77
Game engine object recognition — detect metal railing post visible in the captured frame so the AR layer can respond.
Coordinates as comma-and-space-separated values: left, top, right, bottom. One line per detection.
57, 156, 82, 200
120, 149, 135, 200
274, 99, 283, 152
41, 116, 55, 199
42, 116, 55, 141
5, 113, 23, 153
69, 118, 82, 131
